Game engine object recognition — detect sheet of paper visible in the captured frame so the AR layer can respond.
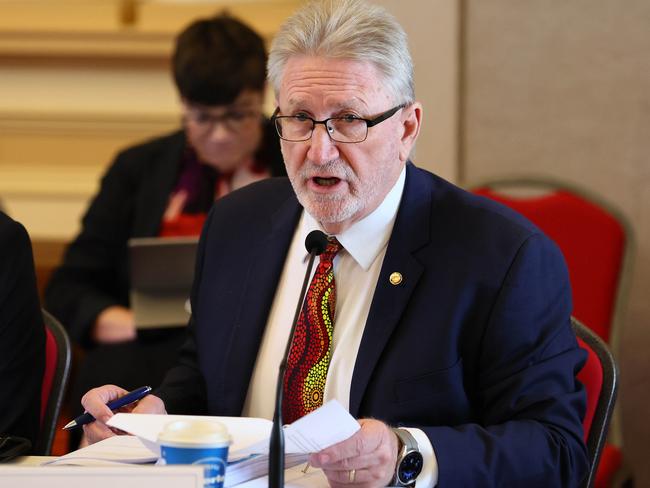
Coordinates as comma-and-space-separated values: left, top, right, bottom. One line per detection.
108, 400, 359, 458
108, 414, 272, 456
232, 400, 360, 457
224, 453, 308, 487
285, 400, 360, 453
235, 462, 330, 488
42, 401, 358, 487
39, 435, 307, 487
41, 436, 157, 466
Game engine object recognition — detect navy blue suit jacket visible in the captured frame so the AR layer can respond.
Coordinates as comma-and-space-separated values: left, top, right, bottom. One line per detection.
158, 164, 588, 486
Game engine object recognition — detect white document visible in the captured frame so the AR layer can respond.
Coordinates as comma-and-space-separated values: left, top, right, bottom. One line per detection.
43, 400, 359, 487
108, 414, 272, 458
42, 436, 157, 466
106, 399, 360, 457
236, 462, 331, 488
285, 400, 361, 453
41, 435, 306, 487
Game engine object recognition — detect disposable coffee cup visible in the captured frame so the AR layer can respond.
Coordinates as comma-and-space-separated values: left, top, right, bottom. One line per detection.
158, 419, 231, 488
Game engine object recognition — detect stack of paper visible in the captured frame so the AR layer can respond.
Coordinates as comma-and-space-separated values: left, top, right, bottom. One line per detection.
45, 400, 360, 487
224, 452, 309, 487
43, 436, 157, 467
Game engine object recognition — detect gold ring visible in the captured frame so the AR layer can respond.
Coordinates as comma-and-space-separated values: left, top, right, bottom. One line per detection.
348, 469, 356, 483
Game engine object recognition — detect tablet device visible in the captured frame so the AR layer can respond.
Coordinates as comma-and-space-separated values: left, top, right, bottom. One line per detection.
128, 236, 198, 328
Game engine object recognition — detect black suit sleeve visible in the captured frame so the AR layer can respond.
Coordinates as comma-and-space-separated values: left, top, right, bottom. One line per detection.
154, 206, 214, 414
0, 213, 45, 446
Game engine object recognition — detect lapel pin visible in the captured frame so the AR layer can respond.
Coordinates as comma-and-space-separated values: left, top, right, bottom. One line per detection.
389, 272, 403, 286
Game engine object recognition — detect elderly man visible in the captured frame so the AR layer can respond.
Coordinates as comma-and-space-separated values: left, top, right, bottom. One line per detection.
82, 1, 588, 486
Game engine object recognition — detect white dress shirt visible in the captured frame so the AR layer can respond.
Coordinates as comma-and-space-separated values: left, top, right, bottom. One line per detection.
242, 167, 437, 486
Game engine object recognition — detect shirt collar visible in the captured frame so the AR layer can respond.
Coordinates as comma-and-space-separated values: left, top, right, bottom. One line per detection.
299, 166, 406, 271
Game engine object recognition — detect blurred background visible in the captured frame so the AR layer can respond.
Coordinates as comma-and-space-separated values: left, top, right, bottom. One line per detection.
1, 0, 647, 484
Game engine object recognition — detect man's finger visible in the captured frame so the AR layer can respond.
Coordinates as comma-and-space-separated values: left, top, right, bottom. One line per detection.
323, 466, 390, 488
132, 395, 167, 414
81, 385, 129, 423
323, 466, 367, 486
312, 419, 390, 466
82, 419, 117, 445
311, 451, 383, 472
312, 431, 369, 466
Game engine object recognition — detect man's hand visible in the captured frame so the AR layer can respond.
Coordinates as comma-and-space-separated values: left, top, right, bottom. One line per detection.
80, 384, 166, 445
92, 306, 136, 343
309, 418, 399, 487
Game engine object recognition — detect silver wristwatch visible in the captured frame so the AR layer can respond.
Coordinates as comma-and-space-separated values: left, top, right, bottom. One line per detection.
390, 428, 423, 486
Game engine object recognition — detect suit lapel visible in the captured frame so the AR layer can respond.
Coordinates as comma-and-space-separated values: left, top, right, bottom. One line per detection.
349, 165, 432, 416
221, 193, 302, 412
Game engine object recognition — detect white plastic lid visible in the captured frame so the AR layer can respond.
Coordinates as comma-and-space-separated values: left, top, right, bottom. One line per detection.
158, 419, 231, 447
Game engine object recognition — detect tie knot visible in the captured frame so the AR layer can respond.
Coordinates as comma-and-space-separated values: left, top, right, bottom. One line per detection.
320, 237, 342, 263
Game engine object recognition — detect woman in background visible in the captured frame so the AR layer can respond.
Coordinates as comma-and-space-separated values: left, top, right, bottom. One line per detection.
45, 13, 284, 447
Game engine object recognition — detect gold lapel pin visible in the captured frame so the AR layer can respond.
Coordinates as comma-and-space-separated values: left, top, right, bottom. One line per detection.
389, 272, 403, 286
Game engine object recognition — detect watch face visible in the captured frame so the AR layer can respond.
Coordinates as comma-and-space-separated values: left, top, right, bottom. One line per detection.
398, 451, 424, 484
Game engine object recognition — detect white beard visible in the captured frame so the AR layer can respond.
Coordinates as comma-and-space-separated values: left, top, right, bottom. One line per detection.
288, 159, 372, 225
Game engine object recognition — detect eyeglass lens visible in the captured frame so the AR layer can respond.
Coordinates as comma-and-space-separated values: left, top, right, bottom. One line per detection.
275, 117, 368, 143
188, 109, 257, 132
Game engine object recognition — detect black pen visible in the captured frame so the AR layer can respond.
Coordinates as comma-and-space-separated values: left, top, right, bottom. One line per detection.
63, 385, 152, 430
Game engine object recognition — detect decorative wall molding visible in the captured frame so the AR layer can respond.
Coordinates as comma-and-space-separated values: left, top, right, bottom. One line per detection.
0, 110, 178, 199
0, 110, 178, 135
0, 30, 173, 62
0, 1, 301, 62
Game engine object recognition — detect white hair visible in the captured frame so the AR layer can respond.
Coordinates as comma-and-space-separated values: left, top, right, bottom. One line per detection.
267, 0, 414, 105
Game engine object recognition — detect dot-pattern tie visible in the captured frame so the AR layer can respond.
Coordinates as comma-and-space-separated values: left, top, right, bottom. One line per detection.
283, 237, 343, 424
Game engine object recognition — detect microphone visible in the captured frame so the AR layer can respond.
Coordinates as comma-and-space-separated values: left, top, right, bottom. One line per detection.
269, 230, 329, 488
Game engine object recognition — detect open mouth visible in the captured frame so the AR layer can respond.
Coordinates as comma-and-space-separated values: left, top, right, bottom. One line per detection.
313, 176, 341, 187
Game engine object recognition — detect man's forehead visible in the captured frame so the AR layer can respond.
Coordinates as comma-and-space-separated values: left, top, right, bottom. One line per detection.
282, 56, 379, 83
278, 56, 388, 110
284, 96, 367, 110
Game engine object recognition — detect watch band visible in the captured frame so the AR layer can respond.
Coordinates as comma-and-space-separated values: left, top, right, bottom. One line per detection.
390, 428, 423, 487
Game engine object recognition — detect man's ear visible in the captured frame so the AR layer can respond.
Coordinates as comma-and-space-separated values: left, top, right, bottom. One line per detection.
272, 96, 280, 116
398, 102, 422, 162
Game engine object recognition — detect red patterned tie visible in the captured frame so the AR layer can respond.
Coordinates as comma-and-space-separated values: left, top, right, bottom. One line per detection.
283, 237, 343, 424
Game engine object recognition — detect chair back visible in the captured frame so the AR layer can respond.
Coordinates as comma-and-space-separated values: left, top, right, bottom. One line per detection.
573, 317, 618, 488
471, 178, 633, 348
34, 309, 71, 455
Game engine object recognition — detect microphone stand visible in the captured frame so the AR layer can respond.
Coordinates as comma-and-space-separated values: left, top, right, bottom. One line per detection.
269, 231, 328, 488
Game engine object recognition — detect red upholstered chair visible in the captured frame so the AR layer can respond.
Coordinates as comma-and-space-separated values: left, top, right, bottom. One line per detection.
573, 317, 618, 488
34, 309, 71, 455
471, 177, 634, 487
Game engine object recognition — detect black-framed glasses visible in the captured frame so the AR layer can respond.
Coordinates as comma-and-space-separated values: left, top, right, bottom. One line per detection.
272, 104, 406, 143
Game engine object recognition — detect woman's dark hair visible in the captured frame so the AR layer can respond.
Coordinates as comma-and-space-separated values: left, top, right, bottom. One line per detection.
173, 13, 267, 106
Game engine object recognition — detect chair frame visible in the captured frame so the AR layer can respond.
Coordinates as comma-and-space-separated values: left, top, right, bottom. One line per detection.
34, 309, 71, 455
572, 317, 618, 488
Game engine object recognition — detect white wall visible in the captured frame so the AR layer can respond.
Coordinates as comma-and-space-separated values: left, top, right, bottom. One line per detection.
373, 0, 460, 183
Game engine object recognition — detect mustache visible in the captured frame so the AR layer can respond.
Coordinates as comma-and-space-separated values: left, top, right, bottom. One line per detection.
297, 159, 354, 180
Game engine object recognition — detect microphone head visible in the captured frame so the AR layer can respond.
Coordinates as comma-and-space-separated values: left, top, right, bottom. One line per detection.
305, 230, 329, 255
